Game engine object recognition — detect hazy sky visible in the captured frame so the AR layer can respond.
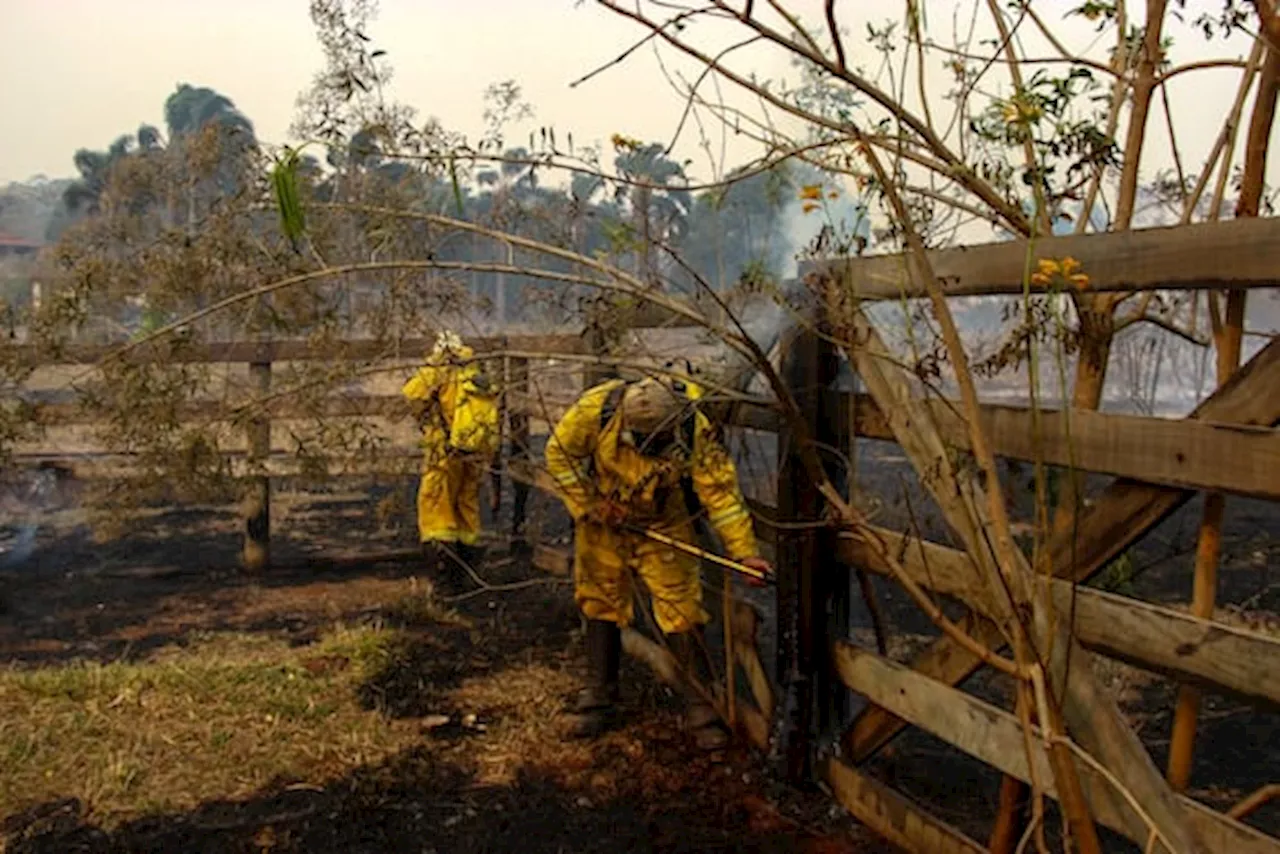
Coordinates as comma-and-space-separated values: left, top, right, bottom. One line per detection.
1, 0, 1275, 194
1, 0, 788, 184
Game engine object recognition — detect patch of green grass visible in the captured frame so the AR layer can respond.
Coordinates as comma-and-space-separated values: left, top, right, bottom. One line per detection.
0, 625, 419, 827
385, 589, 470, 628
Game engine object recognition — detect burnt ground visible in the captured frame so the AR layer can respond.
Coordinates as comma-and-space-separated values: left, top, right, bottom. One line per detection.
0, 474, 891, 854
0, 436, 1277, 853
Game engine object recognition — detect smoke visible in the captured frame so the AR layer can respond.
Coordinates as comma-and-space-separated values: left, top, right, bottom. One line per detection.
0, 524, 38, 569
739, 299, 786, 353
704, 183, 875, 398
0, 467, 65, 570
776, 185, 872, 281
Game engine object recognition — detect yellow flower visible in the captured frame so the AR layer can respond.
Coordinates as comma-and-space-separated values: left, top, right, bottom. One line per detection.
799, 184, 823, 201
802, 202, 821, 214
1035, 258, 1061, 278
1031, 256, 1090, 289
610, 133, 640, 151
1002, 96, 1043, 127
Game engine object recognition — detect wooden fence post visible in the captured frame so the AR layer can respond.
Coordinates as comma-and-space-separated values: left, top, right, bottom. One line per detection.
508, 354, 531, 551
490, 344, 507, 525
776, 323, 844, 784
243, 347, 272, 572
813, 326, 849, 744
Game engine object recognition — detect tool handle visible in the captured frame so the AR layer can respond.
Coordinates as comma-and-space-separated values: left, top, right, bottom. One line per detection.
625, 524, 775, 585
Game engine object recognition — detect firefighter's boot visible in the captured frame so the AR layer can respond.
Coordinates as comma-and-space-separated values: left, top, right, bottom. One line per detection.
566, 619, 621, 739
670, 630, 730, 751
425, 542, 470, 598
452, 542, 486, 594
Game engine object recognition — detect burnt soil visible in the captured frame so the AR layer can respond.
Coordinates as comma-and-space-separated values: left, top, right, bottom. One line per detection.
1, 438, 1278, 853
0, 474, 893, 854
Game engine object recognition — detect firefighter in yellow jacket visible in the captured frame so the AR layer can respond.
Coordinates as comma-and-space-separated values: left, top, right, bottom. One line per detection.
545, 370, 772, 748
402, 331, 501, 595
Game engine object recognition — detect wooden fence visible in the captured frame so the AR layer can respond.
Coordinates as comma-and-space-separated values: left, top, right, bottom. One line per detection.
8, 215, 1280, 853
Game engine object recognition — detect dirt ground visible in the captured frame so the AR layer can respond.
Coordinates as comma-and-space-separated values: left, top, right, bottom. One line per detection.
0, 477, 892, 854
1, 438, 1277, 853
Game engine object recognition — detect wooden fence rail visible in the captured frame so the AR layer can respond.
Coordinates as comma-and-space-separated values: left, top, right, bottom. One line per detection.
808, 216, 1280, 299
22, 388, 1280, 500
829, 643, 1280, 854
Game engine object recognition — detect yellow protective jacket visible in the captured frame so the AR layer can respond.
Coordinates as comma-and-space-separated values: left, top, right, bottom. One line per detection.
402, 350, 500, 544
402, 352, 501, 464
545, 378, 757, 561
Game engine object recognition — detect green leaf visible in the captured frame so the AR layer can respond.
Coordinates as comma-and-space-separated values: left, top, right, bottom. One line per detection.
270, 146, 307, 248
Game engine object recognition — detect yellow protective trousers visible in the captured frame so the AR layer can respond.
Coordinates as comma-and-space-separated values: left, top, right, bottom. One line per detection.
416, 451, 485, 546
547, 380, 759, 636
402, 350, 500, 546
573, 515, 708, 636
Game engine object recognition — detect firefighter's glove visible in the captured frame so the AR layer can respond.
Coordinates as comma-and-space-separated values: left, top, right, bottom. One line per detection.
739, 556, 774, 589
584, 500, 628, 528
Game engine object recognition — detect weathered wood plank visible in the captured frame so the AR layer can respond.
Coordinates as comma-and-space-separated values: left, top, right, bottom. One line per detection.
807, 216, 1280, 299
29, 388, 571, 427
822, 757, 987, 853
1068, 587, 1280, 705
891, 398, 1279, 500
845, 336, 1280, 763
838, 305, 1204, 852
735, 392, 1280, 499
832, 642, 1280, 854
503, 387, 1280, 499
27, 395, 412, 426
17, 451, 423, 481
840, 525, 1280, 707
28, 385, 1280, 501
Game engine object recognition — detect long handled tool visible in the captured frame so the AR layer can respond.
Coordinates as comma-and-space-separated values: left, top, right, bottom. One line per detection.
621, 523, 775, 585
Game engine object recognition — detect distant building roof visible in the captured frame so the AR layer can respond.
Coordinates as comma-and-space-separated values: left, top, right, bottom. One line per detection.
0, 232, 43, 251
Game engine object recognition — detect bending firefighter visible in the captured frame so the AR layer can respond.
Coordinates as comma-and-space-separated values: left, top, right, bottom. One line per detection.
402, 331, 501, 595
545, 371, 772, 749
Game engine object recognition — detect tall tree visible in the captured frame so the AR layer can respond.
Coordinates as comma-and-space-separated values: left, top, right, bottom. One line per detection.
612, 141, 692, 287
163, 84, 255, 141
678, 164, 797, 293
163, 84, 257, 229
